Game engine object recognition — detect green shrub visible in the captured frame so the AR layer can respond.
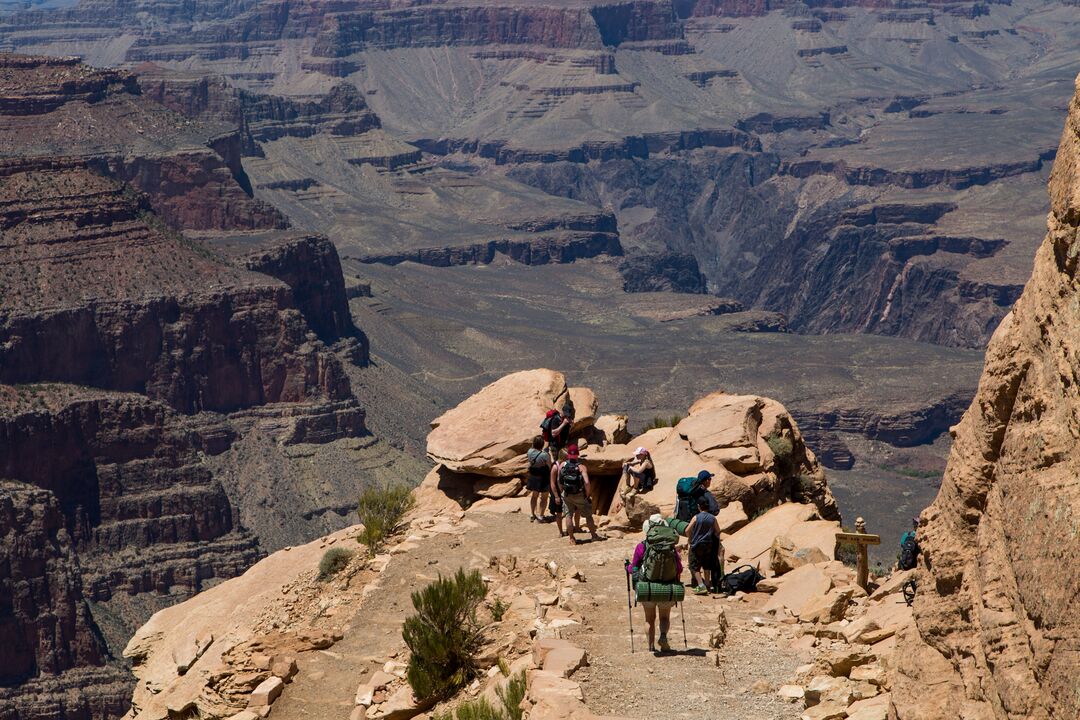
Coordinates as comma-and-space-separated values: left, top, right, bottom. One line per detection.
835, 526, 859, 568
317, 547, 353, 580
488, 597, 509, 622
641, 414, 684, 433
766, 431, 795, 472
430, 670, 526, 720
404, 569, 488, 701
497, 671, 526, 720
357, 483, 415, 556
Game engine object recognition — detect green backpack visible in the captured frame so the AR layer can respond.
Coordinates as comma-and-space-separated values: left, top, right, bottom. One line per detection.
640, 524, 679, 583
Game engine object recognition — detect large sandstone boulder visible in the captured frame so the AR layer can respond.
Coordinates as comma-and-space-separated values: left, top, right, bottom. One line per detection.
426, 369, 570, 477
626, 392, 839, 522
591, 414, 630, 445
893, 81, 1080, 720
567, 387, 598, 433
724, 503, 839, 571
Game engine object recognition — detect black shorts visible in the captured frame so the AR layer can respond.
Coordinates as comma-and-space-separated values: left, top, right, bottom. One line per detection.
526, 472, 549, 492
690, 542, 718, 573
549, 492, 563, 516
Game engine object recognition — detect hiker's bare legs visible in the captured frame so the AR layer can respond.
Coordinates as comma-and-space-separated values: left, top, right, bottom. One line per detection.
658, 607, 671, 642
530, 491, 541, 519
584, 512, 600, 541
644, 605, 657, 650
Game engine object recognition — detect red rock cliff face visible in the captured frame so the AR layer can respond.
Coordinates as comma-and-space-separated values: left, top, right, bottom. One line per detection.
0, 55, 367, 720
891, 76, 1080, 720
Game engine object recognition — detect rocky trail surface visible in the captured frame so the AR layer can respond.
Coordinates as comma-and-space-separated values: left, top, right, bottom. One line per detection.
122, 377, 910, 720
269, 509, 807, 720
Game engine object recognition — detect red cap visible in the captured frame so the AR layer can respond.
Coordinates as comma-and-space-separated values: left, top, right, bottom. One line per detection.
546, 409, 557, 418
567, 444, 580, 458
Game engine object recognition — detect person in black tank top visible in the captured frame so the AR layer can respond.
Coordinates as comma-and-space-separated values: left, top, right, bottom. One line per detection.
525, 435, 552, 522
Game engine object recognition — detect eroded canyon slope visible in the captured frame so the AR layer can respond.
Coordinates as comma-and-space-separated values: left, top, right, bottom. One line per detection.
3, 0, 1078, 347
0, 55, 424, 720
891, 75, 1080, 720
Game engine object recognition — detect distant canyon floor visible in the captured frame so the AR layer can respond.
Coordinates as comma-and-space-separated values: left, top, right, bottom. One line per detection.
345, 257, 983, 559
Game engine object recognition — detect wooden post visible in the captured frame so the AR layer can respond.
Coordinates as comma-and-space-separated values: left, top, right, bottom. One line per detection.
836, 517, 881, 591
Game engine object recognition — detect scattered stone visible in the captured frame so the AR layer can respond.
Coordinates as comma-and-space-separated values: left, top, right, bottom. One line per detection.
850, 664, 886, 687
248, 676, 284, 708
271, 655, 298, 682
225, 711, 259, 720
355, 683, 376, 707
778, 685, 806, 701
800, 702, 849, 720
369, 670, 396, 689
383, 660, 408, 678
771, 535, 831, 577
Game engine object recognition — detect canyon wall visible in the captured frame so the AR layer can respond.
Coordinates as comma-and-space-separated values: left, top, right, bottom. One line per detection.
0, 55, 370, 720
891, 76, 1080, 720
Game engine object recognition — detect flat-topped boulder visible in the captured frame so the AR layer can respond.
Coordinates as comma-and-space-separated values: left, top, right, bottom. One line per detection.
427, 369, 571, 477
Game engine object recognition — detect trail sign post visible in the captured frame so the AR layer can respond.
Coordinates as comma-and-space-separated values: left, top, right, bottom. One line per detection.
836, 517, 881, 591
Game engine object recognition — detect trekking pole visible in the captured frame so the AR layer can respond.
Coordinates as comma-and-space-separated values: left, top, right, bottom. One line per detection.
624, 559, 635, 653
680, 600, 688, 649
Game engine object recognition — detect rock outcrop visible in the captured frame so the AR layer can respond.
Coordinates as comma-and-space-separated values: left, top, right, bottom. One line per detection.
424, 369, 838, 523
891, 76, 1080, 720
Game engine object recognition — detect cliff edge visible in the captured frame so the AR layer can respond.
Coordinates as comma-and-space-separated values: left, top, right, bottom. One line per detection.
891, 75, 1080, 720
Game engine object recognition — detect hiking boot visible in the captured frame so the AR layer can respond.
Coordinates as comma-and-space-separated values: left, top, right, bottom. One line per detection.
693, 585, 709, 595
658, 636, 671, 652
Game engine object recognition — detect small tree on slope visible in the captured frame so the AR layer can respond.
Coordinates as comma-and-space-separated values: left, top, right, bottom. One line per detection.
404, 568, 488, 701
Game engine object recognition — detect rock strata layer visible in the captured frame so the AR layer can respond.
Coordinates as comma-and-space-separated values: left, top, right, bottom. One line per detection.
0, 55, 370, 720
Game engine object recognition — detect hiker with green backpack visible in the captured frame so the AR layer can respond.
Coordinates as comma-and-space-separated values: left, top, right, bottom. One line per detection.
675, 470, 719, 522
627, 515, 684, 652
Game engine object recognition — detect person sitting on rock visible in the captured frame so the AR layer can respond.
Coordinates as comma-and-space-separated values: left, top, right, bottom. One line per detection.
686, 495, 724, 595
526, 435, 553, 523
551, 444, 601, 545
628, 515, 683, 652
620, 447, 656, 499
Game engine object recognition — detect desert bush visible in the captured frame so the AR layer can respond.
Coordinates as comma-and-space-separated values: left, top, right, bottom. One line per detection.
357, 483, 415, 556
641, 414, 684, 433
317, 547, 353, 580
430, 670, 526, 720
497, 671, 526, 720
766, 431, 794, 470
488, 597, 509, 622
404, 569, 488, 701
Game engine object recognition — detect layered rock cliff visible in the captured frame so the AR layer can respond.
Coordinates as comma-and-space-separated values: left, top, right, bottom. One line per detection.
891, 76, 1080, 720
0, 55, 373, 720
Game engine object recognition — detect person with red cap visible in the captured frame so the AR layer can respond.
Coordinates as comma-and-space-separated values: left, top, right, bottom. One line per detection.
550, 444, 601, 545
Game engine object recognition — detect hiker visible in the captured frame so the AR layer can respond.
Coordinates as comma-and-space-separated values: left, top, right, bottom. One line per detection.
526, 435, 552, 523
675, 470, 719, 522
685, 495, 724, 594
628, 515, 683, 652
551, 444, 601, 545
541, 409, 572, 458
898, 516, 920, 570
620, 447, 656, 499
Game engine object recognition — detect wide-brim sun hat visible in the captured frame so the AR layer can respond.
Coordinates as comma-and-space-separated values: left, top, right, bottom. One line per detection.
643, 513, 664, 533
634, 447, 649, 456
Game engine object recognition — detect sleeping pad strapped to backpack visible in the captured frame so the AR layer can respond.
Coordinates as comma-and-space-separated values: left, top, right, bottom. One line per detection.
640, 524, 679, 582
635, 581, 685, 603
